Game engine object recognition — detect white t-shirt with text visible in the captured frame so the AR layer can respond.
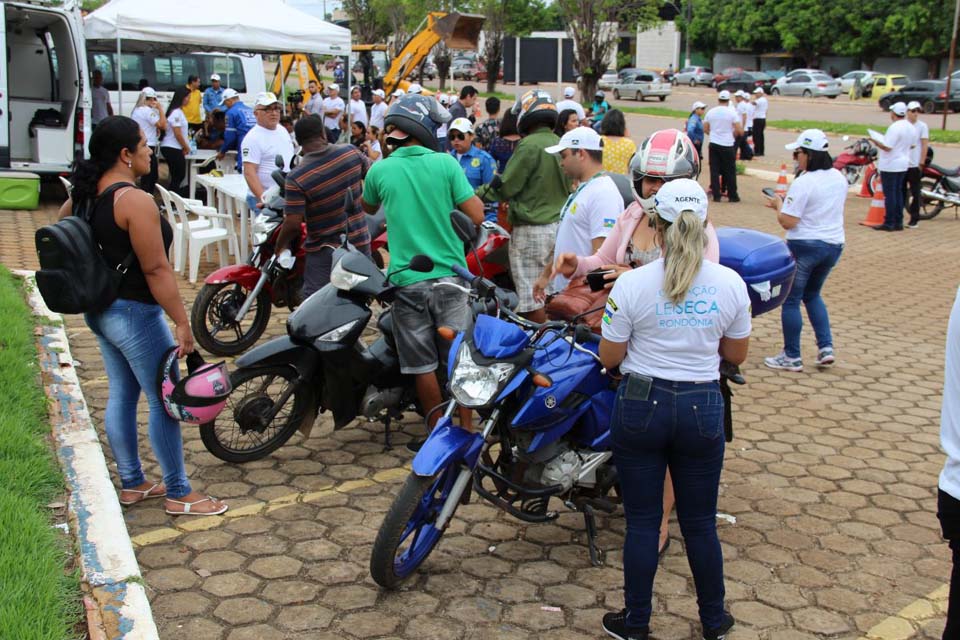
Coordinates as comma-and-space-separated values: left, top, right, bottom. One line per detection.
704, 105, 738, 147
877, 118, 915, 173
241, 124, 295, 193
131, 106, 161, 146
602, 259, 752, 382
322, 96, 345, 130
781, 168, 847, 245
909, 119, 930, 168
161, 109, 189, 149
551, 174, 624, 292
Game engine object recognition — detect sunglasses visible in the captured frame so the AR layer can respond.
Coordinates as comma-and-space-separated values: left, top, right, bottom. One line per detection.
450, 132, 468, 141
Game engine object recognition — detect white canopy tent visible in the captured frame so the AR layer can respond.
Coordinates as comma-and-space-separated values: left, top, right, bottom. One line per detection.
85, 0, 351, 109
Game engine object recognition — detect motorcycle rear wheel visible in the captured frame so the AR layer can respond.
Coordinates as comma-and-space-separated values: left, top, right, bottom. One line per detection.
370, 468, 458, 589
192, 282, 272, 356
919, 177, 946, 221
199, 365, 310, 463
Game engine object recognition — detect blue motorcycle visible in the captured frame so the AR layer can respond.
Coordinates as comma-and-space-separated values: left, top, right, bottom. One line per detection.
370, 262, 619, 589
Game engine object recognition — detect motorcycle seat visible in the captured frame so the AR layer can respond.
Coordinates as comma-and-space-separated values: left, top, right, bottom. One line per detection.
930, 163, 960, 178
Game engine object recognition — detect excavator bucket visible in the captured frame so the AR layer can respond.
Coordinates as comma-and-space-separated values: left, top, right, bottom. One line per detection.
429, 11, 484, 50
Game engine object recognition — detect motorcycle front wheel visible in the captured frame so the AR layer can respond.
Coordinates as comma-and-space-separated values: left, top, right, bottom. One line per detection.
192, 282, 272, 356
370, 468, 459, 589
199, 365, 311, 463
842, 166, 861, 186
919, 177, 946, 221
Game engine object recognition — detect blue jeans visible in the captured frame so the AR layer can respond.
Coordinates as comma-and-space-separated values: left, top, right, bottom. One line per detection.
782, 239, 843, 359
85, 299, 191, 498
611, 376, 726, 631
880, 170, 906, 228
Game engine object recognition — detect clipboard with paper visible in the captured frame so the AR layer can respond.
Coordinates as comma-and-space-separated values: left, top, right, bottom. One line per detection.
867, 129, 886, 146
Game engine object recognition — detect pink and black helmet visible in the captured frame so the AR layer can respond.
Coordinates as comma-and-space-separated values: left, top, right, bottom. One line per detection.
158, 347, 232, 424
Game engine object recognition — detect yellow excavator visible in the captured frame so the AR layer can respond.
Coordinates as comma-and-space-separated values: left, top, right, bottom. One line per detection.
358, 11, 484, 97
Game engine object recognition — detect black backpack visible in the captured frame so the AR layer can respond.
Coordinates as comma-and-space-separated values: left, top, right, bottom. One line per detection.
35, 183, 136, 314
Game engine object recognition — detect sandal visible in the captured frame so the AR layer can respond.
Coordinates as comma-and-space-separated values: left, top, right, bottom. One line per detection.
119, 483, 166, 506
164, 495, 228, 516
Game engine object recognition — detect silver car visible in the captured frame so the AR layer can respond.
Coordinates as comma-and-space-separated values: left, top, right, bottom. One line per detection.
775, 72, 842, 98
597, 71, 620, 90
673, 66, 714, 87
613, 70, 671, 101
840, 70, 878, 93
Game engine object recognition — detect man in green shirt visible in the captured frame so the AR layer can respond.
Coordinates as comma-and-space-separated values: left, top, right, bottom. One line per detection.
361, 94, 484, 428
481, 89, 569, 323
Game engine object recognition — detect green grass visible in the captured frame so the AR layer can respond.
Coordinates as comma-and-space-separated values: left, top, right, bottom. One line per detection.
618, 105, 690, 119
422, 84, 515, 101
0, 266, 82, 640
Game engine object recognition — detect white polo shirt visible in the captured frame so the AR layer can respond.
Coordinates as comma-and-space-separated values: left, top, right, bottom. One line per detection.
877, 118, 915, 173
704, 105, 738, 147
942, 285, 960, 500
131, 106, 161, 146
322, 96, 345, 130
909, 119, 930, 168
350, 98, 368, 126
370, 101, 388, 130
781, 168, 847, 245
240, 124, 295, 192
754, 96, 768, 119
602, 259, 752, 382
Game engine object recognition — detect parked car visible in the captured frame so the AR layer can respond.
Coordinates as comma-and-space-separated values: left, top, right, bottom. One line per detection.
772, 68, 821, 92
419, 61, 437, 81
840, 70, 879, 93
862, 74, 909, 99
717, 71, 775, 94
712, 67, 743, 87
597, 71, 620, 90
673, 66, 714, 86
773, 72, 842, 98
613, 70, 671, 101
451, 59, 475, 80
878, 80, 960, 113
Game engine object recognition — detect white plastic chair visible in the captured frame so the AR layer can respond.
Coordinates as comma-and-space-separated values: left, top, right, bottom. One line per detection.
156, 185, 211, 273
170, 191, 240, 283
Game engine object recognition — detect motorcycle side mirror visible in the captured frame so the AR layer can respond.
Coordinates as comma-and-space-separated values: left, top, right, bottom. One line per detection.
409, 255, 434, 272
275, 154, 285, 169
842, 135, 850, 141
271, 169, 285, 189
450, 210, 478, 244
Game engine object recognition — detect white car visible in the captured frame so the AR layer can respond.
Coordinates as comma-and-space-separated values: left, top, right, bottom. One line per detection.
613, 70, 671, 102
597, 72, 620, 90
772, 68, 821, 92
840, 70, 878, 93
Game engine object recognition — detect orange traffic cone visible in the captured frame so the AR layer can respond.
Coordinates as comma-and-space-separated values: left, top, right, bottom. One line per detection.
775, 164, 789, 198
860, 174, 886, 226
858, 164, 877, 198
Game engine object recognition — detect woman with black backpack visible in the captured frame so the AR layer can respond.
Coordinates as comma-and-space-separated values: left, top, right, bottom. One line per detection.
58, 116, 227, 516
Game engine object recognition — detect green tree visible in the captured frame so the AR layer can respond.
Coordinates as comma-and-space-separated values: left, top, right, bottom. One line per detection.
555, 0, 661, 99
342, 0, 392, 44
773, 0, 846, 67
884, 0, 953, 77
831, 0, 899, 69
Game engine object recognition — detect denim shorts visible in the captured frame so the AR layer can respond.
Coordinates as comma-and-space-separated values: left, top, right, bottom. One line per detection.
392, 277, 470, 375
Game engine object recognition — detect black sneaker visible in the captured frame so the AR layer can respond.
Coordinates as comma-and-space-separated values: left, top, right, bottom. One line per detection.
602, 610, 649, 640
703, 611, 735, 640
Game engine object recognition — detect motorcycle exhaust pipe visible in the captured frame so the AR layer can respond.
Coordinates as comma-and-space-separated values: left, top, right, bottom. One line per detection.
922, 189, 960, 207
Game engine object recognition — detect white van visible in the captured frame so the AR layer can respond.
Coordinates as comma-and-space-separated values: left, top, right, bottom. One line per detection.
0, 0, 90, 174
87, 51, 266, 116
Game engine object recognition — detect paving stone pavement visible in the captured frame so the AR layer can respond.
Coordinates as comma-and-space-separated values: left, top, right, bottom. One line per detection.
1, 175, 957, 639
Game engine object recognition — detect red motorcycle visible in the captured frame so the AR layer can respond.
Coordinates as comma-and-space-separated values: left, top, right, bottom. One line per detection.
191, 201, 308, 356
920, 152, 960, 220
833, 137, 878, 190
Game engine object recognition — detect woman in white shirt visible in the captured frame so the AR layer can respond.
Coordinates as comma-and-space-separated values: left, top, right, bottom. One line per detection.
763, 129, 846, 372
598, 179, 751, 640
160, 88, 191, 196
130, 87, 167, 193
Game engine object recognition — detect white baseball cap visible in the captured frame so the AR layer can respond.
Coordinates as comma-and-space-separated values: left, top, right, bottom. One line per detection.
372, 89, 385, 98
328, 83, 340, 92
890, 102, 908, 116
545, 126, 603, 155
255, 91, 280, 107
219, 88, 239, 104
753, 87, 765, 94
563, 86, 576, 98
141, 87, 158, 100
408, 83, 423, 94
907, 100, 922, 111
438, 94, 449, 105
653, 178, 708, 223
785, 128, 829, 152
210, 73, 221, 82
449, 117, 474, 134
692, 101, 707, 111
392, 89, 405, 97
718, 90, 731, 101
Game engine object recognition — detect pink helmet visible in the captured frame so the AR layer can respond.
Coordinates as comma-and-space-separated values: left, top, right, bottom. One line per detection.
630, 128, 701, 208
158, 347, 232, 424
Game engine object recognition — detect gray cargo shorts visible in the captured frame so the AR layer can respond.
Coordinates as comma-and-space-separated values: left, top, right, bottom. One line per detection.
393, 276, 471, 375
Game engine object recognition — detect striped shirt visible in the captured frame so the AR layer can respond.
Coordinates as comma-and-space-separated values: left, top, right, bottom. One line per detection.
284, 145, 371, 253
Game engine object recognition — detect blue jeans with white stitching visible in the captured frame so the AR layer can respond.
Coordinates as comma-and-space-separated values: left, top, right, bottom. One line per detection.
85, 299, 191, 498
612, 376, 726, 631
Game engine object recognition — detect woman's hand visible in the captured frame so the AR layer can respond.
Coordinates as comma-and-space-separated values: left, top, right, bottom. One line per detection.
553, 253, 579, 278
600, 263, 632, 288
175, 322, 195, 356
764, 193, 782, 211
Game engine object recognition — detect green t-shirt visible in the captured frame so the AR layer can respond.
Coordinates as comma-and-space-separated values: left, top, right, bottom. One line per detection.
362, 145, 476, 286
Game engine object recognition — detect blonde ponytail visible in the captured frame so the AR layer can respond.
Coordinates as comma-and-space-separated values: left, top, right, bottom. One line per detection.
659, 209, 707, 304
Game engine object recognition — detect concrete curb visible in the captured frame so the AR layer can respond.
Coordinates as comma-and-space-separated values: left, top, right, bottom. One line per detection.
14, 270, 159, 640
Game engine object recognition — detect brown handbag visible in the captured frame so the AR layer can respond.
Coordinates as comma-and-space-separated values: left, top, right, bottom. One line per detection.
545, 277, 609, 333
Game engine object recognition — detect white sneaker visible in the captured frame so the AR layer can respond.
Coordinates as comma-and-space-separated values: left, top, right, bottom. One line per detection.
816, 347, 836, 367
764, 352, 803, 372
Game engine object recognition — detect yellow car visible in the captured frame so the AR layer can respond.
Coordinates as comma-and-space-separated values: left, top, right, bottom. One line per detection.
855, 74, 909, 100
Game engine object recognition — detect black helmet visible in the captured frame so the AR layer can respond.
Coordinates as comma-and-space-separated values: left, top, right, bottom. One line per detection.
511, 89, 558, 136
382, 94, 450, 152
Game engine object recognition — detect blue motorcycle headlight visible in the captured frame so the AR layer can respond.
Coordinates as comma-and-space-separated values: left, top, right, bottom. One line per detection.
450, 343, 514, 408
